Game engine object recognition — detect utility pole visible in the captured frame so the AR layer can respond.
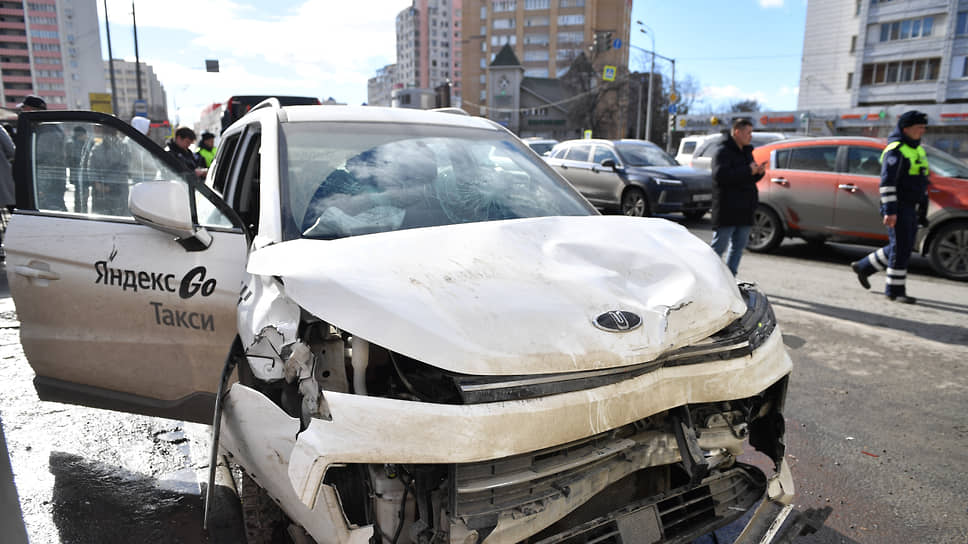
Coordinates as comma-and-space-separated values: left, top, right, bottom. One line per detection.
132, 2, 142, 101
635, 74, 643, 139
104, 0, 118, 115
646, 50, 654, 142
666, 59, 676, 153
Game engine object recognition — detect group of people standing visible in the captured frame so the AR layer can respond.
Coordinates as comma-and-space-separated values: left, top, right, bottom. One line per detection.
708, 110, 931, 304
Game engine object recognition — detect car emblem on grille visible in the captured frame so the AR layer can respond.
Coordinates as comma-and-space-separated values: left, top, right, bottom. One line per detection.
594, 311, 642, 332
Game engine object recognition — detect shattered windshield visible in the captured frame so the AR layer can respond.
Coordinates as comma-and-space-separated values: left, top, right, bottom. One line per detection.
280, 122, 594, 240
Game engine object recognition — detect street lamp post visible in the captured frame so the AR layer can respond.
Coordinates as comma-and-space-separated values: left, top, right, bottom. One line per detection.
637, 23, 655, 143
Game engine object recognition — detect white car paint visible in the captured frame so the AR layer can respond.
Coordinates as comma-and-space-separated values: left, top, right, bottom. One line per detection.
246, 216, 746, 376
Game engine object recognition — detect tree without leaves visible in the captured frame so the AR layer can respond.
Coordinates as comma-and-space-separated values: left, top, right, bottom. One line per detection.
730, 99, 762, 113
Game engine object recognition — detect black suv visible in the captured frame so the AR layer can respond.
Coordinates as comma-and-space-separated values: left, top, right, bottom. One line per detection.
546, 139, 713, 219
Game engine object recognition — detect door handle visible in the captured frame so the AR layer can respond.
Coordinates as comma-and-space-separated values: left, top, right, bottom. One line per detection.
15, 261, 60, 286
770, 178, 788, 186
838, 184, 858, 193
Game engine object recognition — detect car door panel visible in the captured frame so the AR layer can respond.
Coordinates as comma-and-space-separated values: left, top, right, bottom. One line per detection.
7, 111, 246, 422
767, 146, 838, 232
834, 145, 889, 239
589, 145, 624, 205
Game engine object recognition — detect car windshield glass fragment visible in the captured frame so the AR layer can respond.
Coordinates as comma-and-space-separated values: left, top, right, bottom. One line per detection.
281, 122, 593, 240
614, 142, 677, 167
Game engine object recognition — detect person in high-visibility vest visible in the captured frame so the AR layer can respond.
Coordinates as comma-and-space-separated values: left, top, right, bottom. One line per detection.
850, 110, 930, 304
194, 131, 217, 168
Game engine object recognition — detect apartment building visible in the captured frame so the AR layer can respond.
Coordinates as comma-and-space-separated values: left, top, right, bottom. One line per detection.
797, 0, 968, 154
394, 0, 463, 106
460, 0, 630, 119
0, 0, 104, 110
103, 58, 167, 121
367, 64, 396, 106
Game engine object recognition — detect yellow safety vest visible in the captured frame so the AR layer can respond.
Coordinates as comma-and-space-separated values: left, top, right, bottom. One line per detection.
197, 146, 217, 167
880, 141, 928, 176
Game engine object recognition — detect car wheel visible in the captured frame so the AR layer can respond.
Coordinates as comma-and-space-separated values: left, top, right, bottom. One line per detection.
682, 210, 707, 221
928, 221, 968, 281
621, 188, 650, 217
748, 205, 784, 252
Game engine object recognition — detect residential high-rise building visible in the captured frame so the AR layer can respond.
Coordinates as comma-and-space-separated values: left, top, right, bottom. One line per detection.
394, 0, 462, 106
0, 0, 104, 110
367, 64, 397, 106
103, 59, 168, 120
460, 0, 631, 120
799, 0, 966, 110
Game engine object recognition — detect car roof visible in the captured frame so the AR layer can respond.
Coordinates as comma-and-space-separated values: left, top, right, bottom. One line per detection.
555, 138, 662, 147
276, 104, 503, 131
755, 136, 886, 149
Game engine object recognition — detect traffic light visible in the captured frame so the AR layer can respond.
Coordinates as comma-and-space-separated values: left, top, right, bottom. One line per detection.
669, 115, 677, 131
605, 32, 613, 50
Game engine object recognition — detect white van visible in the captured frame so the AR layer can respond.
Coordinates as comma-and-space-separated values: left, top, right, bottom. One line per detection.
675, 134, 717, 165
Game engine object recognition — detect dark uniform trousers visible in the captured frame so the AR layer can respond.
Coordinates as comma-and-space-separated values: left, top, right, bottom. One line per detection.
854, 204, 918, 297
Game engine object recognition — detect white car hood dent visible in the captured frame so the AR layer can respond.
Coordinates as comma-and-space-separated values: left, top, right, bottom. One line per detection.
247, 216, 745, 375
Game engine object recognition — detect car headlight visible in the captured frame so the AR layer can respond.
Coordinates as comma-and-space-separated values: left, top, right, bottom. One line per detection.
653, 177, 683, 185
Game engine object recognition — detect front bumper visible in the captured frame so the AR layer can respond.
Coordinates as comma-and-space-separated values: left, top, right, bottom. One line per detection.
221, 326, 794, 543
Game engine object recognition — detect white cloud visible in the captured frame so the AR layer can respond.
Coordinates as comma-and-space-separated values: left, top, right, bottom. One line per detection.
101, 0, 404, 124
759, 0, 784, 7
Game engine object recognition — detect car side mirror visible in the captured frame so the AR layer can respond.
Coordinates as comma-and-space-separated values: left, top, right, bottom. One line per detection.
129, 181, 213, 250
601, 158, 620, 171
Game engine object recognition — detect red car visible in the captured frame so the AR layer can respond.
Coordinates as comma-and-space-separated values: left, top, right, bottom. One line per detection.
748, 136, 968, 280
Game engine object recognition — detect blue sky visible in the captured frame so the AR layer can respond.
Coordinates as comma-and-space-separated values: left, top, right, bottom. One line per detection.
97, 0, 806, 126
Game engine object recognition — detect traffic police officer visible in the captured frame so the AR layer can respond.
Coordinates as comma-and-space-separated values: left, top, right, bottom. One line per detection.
850, 110, 930, 304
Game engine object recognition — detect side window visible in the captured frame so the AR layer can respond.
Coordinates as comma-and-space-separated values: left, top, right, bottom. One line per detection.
846, 146, 883, 176
210, 133, 241, 194
697, 139, 721, 158
680, 141, 697, 154
775, 149, 791, 169
787, 146, 838, 172
564, 144, 591, 161
592, 146, 618, 165
233, 132, 262, 233
33, 120, 182, 217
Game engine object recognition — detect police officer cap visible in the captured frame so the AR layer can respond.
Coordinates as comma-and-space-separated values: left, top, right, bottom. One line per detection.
898, 110, 928, 128
200, 131, 215, 141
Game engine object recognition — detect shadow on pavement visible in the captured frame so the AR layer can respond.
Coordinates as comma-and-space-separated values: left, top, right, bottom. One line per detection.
49, 451, 242, 544
768, 293, 968, 347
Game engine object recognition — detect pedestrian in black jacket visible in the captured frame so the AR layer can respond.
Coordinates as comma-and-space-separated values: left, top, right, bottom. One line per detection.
850, 110, 930, 304
165, 126, 205, 178
709, 118, 765, 275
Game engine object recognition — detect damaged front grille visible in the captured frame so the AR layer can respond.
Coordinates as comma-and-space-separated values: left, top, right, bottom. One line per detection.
530, 465, 766, 544
394, 283, 776, 404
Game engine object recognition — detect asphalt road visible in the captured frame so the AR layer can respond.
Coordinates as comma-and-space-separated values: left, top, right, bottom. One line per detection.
684, 218, 968, 544
1, 215, 966, 544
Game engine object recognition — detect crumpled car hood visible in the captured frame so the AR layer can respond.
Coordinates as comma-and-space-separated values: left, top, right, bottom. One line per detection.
247, 216, 745, 376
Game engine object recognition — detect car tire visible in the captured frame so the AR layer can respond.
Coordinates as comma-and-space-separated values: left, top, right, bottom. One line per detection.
928, 221, 968, 281
748, 205, 784, 252
621, 188, 650, 217
682, 210, 707, 221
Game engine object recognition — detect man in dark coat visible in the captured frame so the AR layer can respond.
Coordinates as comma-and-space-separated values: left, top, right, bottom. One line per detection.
164, 126, 201, 175
850, 111, 930, 304
709, 118, 765, 275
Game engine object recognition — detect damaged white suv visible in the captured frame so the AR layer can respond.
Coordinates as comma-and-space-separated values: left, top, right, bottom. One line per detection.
7, 103, 817, 543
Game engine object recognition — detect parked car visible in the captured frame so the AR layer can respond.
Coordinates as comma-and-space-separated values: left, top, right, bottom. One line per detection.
674, 133, 716, 166
690, 131, 789, 171
545, 138, 713, 219
522, 136, 558, 156
748, 136, 968, 280
7, 104, 814, 543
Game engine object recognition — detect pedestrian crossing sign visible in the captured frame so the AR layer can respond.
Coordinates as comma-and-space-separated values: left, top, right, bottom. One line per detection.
602, 65, 616, 82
